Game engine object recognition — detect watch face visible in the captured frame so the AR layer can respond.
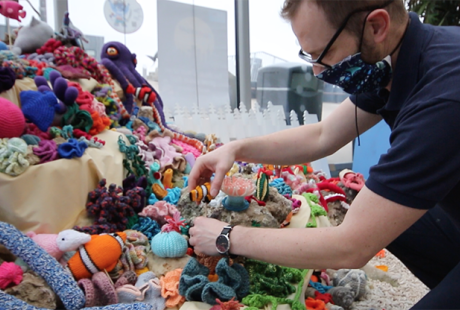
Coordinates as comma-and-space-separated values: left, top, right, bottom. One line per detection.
216, 235, 230, 254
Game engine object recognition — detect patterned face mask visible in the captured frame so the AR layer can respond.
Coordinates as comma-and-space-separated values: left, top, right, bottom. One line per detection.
315, 54, 392, 95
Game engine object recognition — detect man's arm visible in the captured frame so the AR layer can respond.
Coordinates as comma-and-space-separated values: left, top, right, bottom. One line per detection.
191, 186, 426, 270
232, 98, 382, 165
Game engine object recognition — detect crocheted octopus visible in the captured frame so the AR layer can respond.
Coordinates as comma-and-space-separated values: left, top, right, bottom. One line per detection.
100, 42, 204, 153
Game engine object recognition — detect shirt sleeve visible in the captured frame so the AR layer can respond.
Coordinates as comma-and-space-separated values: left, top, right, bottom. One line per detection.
366, 99, 460, 209
349, 92, 387, 114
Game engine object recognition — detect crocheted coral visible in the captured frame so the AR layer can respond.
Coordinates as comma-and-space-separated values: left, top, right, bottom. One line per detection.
269, 178, 293, 197
119, 230, 151, 273
139, 201, 179, 226
74, 179, 143, 234
131, 217, 161, 240
171, 139, 201, 158
33, 139, 59, 164
0, 138, 30, 176
179, 257, 250, 305
160, 269, 185, 308
89, 111, 111, 136
244, 259, 303, 297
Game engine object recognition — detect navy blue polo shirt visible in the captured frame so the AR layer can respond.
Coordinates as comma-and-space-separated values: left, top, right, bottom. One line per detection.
350, 12, 460, 225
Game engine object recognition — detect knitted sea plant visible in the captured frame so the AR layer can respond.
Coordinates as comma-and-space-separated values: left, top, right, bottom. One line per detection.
150, 212, 187, 258
221, 176, 256, 212
74, 179, 145, 234
244, 259, 303, 298
302, 193, 327, 228
255, 171, 270, 202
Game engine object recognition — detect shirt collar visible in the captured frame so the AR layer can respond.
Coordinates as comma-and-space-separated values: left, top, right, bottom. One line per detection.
386, 12, 432, 110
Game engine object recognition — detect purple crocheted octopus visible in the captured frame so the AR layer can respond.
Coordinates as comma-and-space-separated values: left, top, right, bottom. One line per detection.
100, 42, 165, 122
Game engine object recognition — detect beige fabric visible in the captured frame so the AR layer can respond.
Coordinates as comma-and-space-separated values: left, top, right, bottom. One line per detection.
0, 130, 128, 234
0, 78, 37, 107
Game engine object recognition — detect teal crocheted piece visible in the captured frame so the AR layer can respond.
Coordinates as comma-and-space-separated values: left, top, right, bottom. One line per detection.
151, 231, 187, 258
269, 178, 292, 196
164, 187, 181, 205
245, 259, 303, 297
179, 257, 250, 305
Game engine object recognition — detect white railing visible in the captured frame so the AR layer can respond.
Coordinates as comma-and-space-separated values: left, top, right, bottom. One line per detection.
165, 101, 321, 143
164, 101, 331, 177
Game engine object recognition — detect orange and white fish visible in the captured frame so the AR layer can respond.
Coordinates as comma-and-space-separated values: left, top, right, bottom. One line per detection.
67, 232, 126, 280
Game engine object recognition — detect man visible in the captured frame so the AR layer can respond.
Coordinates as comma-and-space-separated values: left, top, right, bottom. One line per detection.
188, 0, 460, 308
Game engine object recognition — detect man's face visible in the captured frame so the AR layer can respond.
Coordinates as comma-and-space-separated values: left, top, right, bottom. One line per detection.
291, 0, 360, 75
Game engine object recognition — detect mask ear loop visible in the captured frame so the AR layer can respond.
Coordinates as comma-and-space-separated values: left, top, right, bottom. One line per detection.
354, 12, 372, 148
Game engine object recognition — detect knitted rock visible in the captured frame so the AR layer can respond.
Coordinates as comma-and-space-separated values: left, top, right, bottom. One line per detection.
0, 97, 25, 138
4, 271, 57, 309
332, 269, 367, 300
327, 286, 355, 309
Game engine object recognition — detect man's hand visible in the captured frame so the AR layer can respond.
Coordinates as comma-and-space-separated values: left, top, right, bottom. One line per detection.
188, 143, 238, 197
189, 217, 228, 256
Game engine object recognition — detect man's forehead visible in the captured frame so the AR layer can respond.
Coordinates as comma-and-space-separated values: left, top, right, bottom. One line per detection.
291, 0, 335, 54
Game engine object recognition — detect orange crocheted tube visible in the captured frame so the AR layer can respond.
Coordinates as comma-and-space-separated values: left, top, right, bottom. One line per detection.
162, 168, 173, 189
152, 184, 168, 199
160, 269, 185, 308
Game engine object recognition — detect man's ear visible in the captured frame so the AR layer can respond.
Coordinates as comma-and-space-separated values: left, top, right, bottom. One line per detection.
366, 9, 391, 44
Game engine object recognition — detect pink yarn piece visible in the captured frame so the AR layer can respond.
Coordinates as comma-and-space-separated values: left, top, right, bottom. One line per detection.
24, 123, 51, 140
171, 139, 201, 158
139, 201, 178, 226
221, 176, 255, 197
26, 231, 61, 259
0, 262, 23, 289
134, 126, 147, 143
33, 139, 59, 163
91, 98, 107, 117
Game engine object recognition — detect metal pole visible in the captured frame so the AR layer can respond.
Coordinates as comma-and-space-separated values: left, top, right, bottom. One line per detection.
234, 0, 251, 109
39, 0, 47, 22
54, 0, 68, 31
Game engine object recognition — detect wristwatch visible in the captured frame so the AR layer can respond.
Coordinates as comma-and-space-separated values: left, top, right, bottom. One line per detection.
216, 225, 236, 257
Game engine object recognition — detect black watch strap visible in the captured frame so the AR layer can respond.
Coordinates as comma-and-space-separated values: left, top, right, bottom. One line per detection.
216, 225, 238, 258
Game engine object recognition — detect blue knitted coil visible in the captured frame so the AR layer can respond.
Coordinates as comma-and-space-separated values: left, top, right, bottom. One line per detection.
269, 178, 293, 196
164, 187, 181, 205
151, 231, 187, 258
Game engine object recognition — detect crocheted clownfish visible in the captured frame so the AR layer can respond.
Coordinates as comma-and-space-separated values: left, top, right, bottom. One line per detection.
67, 232, 126, 280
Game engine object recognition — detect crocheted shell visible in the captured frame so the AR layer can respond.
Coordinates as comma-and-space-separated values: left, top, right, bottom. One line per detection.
151, 231, 187, 258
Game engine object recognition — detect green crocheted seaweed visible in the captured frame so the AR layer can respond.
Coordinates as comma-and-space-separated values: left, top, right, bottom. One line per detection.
117, 135, 148, 180
245, 260, 304, 298
302, 193, 327, 228
242, 269, 308, 310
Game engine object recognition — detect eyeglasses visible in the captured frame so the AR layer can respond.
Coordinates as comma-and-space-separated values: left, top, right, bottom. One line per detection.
298, 0, 394, 69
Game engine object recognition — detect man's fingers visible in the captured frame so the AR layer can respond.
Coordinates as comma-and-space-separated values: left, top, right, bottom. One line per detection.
211, 168, 227, 197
